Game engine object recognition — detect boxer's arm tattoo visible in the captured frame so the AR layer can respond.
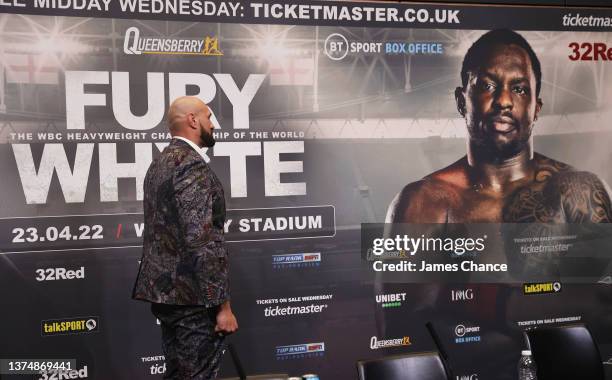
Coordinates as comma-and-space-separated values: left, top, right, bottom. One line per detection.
560, 173, 612, 223
504, 187, 559, 223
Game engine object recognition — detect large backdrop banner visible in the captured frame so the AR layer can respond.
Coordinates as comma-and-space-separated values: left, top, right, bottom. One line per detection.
1, 1, 612, 379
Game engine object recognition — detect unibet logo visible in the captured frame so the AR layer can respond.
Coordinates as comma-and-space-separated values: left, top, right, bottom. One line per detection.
523, 282, 562, 295
38, 365, 88, 379
375, 293, 406, 308
36, 267, 85, 281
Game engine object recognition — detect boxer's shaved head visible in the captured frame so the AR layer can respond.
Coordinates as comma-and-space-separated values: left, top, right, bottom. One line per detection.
167, 96, 215, 147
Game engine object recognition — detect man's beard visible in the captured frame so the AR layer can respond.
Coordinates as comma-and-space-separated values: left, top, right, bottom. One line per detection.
483, 137, 525, 160
469, 116, 530, 161
201, 129, 215, 147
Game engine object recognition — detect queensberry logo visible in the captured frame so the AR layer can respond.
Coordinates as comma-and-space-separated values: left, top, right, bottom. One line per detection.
123, 26, 223, 56
275, 342, 325, 360
272, 252, 321, 269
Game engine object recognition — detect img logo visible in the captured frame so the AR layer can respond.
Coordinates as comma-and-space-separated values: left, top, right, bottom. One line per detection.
272, 252, 321, 269
451, 288, 474, 302
124, 27, 223, 56
456, 375, 479, 380
275, 342, 325, 360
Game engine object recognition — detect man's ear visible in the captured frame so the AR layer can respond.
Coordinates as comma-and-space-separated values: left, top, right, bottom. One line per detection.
455, 87, 466, 117
534, 98, 543, 121
187, 112, 197, 129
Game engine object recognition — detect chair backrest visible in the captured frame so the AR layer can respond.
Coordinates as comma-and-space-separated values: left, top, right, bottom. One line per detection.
526, 324, 605, 380
357, 351, 449, 380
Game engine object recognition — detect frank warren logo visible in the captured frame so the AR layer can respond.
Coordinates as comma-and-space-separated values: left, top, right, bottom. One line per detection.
375, 292, 406, 308
124, 26, 223, 56
454, 324, 481, 344
41, 316, 99, 336
451, 288, 474, 302
272, 252, 321, 269
37, 364, 88, 380
523, 282, 562, 295
275, 342, 325, 360
370, 335, 411, 350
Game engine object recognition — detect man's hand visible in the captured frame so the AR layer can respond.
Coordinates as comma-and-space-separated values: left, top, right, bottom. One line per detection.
215, 301, 238, 335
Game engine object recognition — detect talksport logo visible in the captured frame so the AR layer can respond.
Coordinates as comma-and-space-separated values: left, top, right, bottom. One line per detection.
41, 316, 99, 336
454, 324, 481, 344
375, 292, 406, 308
523, 282, 562, 295
37, 364, 88, 380
272, 252, 321, 269
275, 342, 325, 360
123, 26, 223, 56
370, 335, 411, 350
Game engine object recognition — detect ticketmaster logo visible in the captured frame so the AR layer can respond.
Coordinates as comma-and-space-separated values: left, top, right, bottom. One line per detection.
123, 26, 223, 56
264, 303, 328, 317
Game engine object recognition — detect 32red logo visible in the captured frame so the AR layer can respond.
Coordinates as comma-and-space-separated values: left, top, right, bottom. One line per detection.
569, 42, 612, 61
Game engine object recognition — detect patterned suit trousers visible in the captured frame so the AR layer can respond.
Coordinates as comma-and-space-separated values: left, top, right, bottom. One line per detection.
151, 303, 227, 379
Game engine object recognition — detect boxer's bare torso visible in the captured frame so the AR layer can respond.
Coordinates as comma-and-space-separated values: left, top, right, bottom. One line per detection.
387, 153, 612, 224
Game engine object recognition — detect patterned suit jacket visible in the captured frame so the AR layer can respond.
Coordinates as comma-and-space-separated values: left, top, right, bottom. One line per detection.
133, 139, 229, 306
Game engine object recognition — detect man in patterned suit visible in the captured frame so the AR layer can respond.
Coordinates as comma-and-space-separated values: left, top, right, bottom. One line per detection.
133, 96, 238, 379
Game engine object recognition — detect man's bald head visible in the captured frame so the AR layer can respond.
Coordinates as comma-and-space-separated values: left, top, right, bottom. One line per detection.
168, 96, 207, 133
168, 96, 215, 147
